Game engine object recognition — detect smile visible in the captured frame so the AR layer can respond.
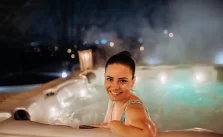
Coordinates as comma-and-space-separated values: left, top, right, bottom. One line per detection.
110, 91, 122, 96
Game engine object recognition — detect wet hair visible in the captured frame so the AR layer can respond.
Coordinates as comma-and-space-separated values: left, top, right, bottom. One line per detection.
105, 51, 135, 79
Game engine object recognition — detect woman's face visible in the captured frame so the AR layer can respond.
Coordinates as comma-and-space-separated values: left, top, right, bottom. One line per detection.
104, 63, 135, 101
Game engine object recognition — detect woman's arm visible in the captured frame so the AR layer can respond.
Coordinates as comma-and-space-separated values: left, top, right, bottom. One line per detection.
104, 100, 112, 123
107, 104, 157, 137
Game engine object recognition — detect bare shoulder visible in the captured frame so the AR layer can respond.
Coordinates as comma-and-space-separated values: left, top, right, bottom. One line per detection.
126, 103, 148, 120
125, 102, 157, 136
127, 95, 147, 119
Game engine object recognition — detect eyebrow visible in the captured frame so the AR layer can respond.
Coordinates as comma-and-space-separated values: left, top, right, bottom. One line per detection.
106, 76, 128, 79
118, 77, 128, 79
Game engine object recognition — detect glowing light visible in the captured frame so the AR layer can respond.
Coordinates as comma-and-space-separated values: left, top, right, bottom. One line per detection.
71, 54, 75, 59
140, 46, 144, 51
138, 38, 143, 43
169, 33, 174, 38
215, 51, 223, 64
83, 53, 89, 60
164, 30, 168, 34
95, 40, 99, 44
78, 50, 93, 71
158, 73, 168, 84
67, 49, 72, 53
62, 72, 68, 78
194, 72, 205, 83
54, 46, 58, 51
101, 39, 107, 44
110, 42, 114, 47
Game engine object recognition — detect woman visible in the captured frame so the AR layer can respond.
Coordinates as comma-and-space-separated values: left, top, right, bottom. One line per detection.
92, 51, 157, 137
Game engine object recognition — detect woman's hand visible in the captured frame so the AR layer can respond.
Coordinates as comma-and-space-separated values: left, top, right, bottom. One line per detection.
90, 122, 109, 128
91, 120, 121, 129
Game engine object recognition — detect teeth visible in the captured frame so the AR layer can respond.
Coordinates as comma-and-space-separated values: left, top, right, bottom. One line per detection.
111, 92, 120, 95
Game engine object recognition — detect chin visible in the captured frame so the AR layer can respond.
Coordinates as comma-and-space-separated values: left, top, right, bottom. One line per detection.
108, 94, 124, 102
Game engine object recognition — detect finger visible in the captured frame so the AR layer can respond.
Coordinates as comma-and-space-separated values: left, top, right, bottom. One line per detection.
90, 124, 103, 128
100, 123, 109, 128
92, 123, 109, 128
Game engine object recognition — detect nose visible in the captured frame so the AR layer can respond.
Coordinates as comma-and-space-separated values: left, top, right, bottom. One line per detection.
110, 82, 120, 90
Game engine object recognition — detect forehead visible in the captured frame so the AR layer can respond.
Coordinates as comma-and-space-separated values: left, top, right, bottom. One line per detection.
105, 64, 132, 78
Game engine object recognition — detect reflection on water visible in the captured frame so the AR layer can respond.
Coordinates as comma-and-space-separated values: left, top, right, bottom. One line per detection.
27, 67, 223, 134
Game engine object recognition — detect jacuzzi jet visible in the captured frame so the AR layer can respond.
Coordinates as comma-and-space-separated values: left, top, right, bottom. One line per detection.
46, 92, 55, 97
85, 72, 96, 84
14, 109, 30, 120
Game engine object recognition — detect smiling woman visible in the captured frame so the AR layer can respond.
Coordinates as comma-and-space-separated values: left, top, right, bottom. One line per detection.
89, 51, 157, 137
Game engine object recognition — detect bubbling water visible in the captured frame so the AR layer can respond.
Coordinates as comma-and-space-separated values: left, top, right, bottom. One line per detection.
27, 77, 108, 128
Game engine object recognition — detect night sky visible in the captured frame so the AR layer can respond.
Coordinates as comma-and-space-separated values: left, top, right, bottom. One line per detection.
0, 0, 223, 75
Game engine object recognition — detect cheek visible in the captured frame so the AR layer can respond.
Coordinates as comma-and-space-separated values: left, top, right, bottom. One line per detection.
104, 81, 110, 89
119, 83, 132, 90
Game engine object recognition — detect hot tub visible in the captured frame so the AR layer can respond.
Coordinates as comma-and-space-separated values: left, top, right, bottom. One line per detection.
0, 65, 223, 137
0, 112, 11, 122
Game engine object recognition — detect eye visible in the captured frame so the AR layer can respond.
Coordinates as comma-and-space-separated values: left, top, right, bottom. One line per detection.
106, 78, 113, 81
120, 80, 127, 83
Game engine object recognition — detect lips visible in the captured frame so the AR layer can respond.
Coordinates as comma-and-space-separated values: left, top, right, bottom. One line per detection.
110, 91, 122, 96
